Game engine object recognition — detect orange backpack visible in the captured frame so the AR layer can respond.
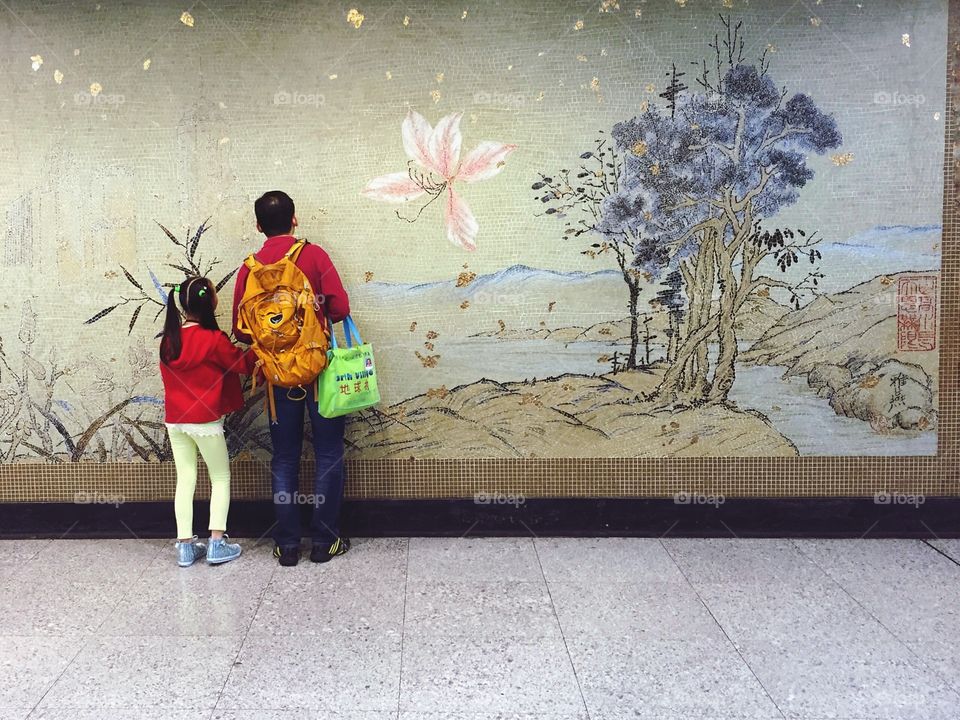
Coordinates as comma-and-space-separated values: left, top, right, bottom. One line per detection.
236, 240, 330, 421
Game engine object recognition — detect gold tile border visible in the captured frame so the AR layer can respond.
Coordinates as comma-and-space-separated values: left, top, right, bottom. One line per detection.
0, 455, 950, 503
0, 2, 957, 502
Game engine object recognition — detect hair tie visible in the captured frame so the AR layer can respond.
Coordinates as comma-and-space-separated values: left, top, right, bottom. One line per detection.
198, 287, 206, 297
174, 284, 181, 293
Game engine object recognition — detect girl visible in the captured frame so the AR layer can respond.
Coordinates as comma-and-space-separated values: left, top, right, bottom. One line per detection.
160, 276, 257, 567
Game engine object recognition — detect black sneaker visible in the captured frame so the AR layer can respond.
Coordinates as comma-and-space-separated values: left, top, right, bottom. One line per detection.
273, 545, 300, 567
310, 537, 351, 563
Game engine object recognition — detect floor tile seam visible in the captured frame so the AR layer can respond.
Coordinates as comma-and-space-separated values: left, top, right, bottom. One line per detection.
921, 538, 960, 568
210, 551, 281, 719
396, 538, 411, 718
25, 538, 167, 713
530, 537, 593, 720
656, 537, 788, 720
788, 538, 960, 698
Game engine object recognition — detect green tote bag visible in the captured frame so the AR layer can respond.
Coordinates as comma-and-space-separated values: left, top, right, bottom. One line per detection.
318, 315, 381, 418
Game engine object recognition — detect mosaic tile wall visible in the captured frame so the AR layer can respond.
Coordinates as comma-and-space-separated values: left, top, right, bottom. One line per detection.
0, 0, 956, 501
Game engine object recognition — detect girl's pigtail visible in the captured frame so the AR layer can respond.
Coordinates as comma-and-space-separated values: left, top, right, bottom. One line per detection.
194, 278, 220, 332
159, 287, 183, 364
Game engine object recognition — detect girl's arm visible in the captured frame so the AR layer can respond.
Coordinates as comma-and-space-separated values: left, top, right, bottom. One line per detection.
231, 265, 253, 344
210, 332, 258, 375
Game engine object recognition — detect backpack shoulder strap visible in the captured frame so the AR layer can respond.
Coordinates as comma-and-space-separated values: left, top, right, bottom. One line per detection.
285, 239, 307, 262
243, 253, 260, 270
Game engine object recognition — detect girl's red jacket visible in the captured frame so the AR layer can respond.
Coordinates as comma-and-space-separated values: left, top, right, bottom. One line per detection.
159, 325, 257, 423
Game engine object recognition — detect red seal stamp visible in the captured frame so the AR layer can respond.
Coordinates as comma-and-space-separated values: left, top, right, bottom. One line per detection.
897, 275, 938, 351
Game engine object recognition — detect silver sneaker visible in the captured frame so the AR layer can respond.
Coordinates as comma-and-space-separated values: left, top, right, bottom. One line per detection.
175, 537, 207, 567
206, 535, 242, 565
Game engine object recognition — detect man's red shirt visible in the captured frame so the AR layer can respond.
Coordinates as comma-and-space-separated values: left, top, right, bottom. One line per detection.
231, 234, 350, 344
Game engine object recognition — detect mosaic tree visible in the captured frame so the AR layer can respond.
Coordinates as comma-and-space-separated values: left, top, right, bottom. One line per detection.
653, 269, 685, 364
605, 16, 841, 403
532, 137, 650, 370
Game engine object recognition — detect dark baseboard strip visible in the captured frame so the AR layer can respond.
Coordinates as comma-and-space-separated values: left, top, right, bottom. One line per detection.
0, 497, 958, 539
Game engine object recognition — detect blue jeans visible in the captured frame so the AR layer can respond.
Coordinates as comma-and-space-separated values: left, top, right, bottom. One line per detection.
269, 385, 346, 549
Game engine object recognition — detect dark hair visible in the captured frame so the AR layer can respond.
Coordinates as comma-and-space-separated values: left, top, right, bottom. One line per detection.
255, 190, 296, 237
159, 276, 219, 364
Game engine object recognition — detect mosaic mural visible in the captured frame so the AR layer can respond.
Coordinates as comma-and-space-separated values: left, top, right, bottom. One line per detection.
0, 0, 947, 464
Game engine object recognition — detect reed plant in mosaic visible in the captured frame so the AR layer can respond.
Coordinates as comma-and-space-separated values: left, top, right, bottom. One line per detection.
74, 219, 272, 461
83, 219, 237, 333
1, 303, 161, 461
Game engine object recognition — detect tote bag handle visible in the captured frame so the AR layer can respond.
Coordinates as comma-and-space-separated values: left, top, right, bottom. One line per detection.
328, 314, 363, 349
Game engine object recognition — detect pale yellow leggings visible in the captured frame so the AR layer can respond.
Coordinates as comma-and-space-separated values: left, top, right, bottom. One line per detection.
168, 427, 231, 539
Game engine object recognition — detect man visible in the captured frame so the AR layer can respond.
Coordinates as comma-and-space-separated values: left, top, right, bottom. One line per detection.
232, 190, 351, 567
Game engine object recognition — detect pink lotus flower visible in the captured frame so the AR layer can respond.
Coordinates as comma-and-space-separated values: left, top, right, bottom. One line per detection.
361, 109, 517, 251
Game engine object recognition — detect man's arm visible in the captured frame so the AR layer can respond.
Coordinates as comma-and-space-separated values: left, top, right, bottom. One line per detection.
308, 245, 350, 323
231, 264, 252, 344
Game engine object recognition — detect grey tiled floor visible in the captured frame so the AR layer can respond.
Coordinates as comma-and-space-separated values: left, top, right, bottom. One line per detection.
1, 537, 959, 719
